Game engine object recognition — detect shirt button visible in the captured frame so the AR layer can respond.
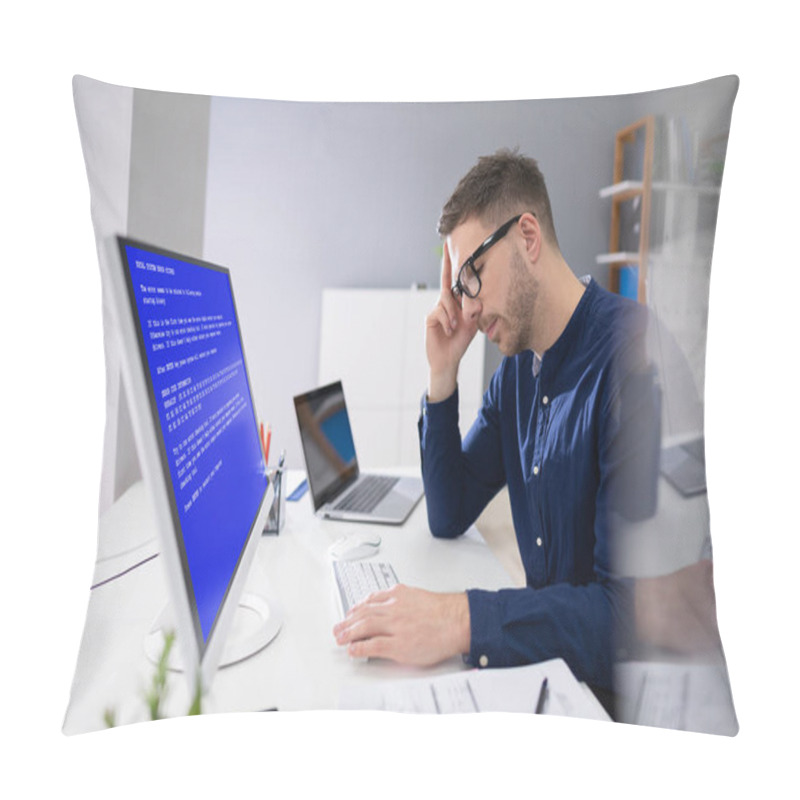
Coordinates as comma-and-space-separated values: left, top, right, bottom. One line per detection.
542, 395, 549, 405
536, 537, 543, 547
479, 654, 489, 668
533, 465, 539, 476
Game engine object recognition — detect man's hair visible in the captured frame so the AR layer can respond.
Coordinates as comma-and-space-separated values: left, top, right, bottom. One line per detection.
438, 148, 559, 248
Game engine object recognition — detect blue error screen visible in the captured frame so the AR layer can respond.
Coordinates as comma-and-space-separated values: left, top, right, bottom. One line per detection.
123, 243, 267, 646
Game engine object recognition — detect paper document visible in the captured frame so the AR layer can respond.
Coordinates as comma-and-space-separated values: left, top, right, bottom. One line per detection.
615, 660, 738, 735
339, 658, 610, 721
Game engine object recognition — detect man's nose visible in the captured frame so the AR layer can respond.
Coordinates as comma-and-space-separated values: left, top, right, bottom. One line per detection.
462, 293, 481, 322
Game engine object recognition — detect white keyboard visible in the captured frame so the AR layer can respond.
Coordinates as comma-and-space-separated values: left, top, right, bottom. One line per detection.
332, 560, 398, 617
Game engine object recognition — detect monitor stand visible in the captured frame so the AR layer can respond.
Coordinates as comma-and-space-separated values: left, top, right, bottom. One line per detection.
144, 592, 283, 671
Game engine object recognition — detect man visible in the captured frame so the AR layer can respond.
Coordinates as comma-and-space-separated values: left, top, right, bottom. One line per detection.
333, 150, 658, 691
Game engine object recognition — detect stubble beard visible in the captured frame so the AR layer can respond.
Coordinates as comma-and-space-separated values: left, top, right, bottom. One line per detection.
501, 247, 539, 356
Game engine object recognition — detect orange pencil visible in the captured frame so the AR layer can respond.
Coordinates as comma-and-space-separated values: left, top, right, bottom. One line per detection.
264, 424, 272, 465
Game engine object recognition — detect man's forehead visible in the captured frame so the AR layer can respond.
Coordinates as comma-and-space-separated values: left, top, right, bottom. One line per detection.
448, 217, 494, 265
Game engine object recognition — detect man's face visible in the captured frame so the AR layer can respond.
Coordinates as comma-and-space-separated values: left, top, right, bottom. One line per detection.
448, 217, 539, 356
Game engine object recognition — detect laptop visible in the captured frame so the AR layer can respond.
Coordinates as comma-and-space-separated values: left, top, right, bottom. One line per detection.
293, 380, 424, 524
660, 436, 706, 497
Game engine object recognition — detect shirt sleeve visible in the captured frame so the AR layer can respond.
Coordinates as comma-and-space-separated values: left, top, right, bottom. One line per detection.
465, 579, 633, 690
417, 377, 507, 539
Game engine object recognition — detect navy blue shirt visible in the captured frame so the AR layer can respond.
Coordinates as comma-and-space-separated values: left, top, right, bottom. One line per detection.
418, 279, 658, 690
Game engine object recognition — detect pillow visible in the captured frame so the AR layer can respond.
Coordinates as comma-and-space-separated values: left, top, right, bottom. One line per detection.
65, 74, 739, 736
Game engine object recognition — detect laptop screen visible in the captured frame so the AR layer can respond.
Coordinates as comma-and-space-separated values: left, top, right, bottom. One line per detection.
294, 381, 359, 510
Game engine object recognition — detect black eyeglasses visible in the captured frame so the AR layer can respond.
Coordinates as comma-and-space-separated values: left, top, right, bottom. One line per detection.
451, 213, 528, 301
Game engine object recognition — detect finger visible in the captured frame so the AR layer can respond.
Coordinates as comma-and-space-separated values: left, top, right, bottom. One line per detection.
353, 581, 401, 608
347, 635, 394, 661
439, 244, 462, 327
335, 613, 389, 645
334, 597, 389, 634
440, 238, 453, 288
334, 618, 364, 645
440, 289, 461, 331
426, 300, 456, 338
342, 594, 394, 627
360, 585, 400, 604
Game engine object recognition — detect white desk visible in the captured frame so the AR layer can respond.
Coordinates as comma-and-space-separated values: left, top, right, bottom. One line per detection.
65, 467, 728, 734
63, 472, 517, 733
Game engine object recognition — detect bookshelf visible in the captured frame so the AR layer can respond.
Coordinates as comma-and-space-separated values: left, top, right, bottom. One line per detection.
597, 116, 655, 303
598, 113, 729, 423
598, 116, 725, 306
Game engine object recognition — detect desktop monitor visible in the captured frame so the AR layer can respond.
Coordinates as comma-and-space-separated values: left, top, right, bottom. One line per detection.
107, 235, 281, 696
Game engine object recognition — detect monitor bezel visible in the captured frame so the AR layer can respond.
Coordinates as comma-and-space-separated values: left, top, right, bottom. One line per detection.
105, 234, 272, 692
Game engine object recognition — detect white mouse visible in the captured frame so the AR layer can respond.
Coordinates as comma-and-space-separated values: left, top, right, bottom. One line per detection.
329, 533, 381, 561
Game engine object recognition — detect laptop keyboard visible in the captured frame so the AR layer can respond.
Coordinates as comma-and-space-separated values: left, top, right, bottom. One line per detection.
334, 475, 399, 513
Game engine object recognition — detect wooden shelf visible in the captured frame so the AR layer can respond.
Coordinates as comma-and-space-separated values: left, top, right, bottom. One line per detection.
600, 180, 721, 199
653, 181, 721, 195
596, 252, 640, 265
605, 116, 654, 302
599, 180, 645, 200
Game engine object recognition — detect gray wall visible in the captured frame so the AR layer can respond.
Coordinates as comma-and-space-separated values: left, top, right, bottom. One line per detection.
109, 89, 213, 505
129, 89, 211, 256
117, 77, 736, 475
73, 76, 135, 512
201, 95, 630, 468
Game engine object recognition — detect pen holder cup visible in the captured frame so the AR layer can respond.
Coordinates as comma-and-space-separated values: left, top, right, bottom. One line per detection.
263, 465, 286, 534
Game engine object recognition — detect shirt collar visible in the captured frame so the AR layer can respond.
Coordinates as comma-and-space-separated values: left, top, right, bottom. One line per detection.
532, 274, 592, 377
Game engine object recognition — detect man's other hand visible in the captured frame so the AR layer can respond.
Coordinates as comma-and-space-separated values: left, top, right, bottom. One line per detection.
425, 240, 479, 402
333, 584, 471, 666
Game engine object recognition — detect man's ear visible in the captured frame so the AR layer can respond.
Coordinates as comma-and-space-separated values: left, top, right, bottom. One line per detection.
519, 212, 542, 263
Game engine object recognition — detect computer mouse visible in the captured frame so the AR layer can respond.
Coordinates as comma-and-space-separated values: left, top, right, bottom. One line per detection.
329, 533, 382, 561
